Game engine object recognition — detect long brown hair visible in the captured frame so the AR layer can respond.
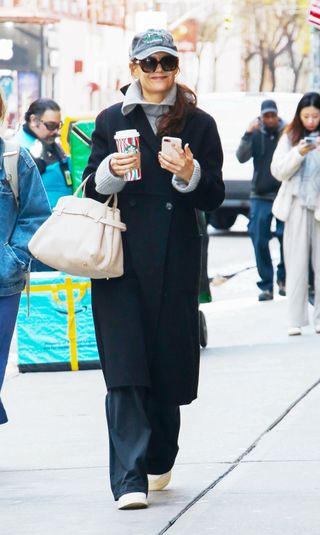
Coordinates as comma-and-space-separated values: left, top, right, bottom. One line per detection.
156, 83, 197, 137
0, 90, 6, 124
285, 92, 320, 146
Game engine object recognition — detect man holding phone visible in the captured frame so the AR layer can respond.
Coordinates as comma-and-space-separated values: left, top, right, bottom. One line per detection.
236, 99, 286, 301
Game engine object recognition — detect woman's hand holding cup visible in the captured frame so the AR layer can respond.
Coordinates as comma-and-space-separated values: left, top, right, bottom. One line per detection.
110, 152, 141, 178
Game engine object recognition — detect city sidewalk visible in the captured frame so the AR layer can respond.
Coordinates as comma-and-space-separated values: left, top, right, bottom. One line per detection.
1, 268, 319, 535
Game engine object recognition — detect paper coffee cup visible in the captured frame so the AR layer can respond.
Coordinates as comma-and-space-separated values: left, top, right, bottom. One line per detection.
114, 129, 141, 181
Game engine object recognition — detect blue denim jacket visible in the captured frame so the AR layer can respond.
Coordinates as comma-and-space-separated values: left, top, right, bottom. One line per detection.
0, 138, 51, 296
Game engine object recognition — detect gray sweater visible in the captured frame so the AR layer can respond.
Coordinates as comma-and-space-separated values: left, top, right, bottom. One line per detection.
95, 81, 201, 195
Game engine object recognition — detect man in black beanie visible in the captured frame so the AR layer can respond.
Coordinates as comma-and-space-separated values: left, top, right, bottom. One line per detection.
236, 99, 286, 301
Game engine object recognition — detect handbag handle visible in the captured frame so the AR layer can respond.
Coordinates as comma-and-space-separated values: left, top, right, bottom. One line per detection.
74, 174, 118, 209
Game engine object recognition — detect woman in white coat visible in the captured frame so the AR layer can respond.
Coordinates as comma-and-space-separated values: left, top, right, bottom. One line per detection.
271, 92, 320, 336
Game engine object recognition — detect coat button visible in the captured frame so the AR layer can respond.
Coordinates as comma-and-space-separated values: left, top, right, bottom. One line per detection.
129, 199, 136, 207
165, 202, 173, 210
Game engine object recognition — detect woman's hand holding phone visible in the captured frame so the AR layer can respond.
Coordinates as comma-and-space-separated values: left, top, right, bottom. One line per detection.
298, 137, 319, 156
158, 137, 194, 182
110, 152, 140, 177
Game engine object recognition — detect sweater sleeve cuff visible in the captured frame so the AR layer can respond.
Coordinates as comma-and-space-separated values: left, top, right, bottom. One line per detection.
172, 159, 201, 193
95, 154, 126, 194
292, 145, 305, 163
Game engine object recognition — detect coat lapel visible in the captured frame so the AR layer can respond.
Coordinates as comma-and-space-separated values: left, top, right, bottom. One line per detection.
127, 105, 161, 155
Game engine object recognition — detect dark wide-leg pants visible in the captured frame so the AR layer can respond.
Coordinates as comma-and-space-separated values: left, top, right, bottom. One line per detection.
106, 386, 180, 500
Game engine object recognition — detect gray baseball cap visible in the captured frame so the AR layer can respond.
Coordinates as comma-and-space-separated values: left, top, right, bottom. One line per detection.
261, 99, 278, 115
129, 29, 179, 60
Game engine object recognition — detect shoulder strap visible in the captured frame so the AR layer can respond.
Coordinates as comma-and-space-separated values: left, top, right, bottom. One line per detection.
3, 139, 20, 206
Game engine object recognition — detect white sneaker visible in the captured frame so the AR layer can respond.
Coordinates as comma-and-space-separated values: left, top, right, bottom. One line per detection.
288, 327, 301, 336
148, 470, 171, 491
117, 492, 148, 510
315, 325, 320, 334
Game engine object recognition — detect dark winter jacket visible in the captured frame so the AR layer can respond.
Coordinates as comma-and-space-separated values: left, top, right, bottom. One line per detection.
83, 100, 224, 405
236, 119, 285, 200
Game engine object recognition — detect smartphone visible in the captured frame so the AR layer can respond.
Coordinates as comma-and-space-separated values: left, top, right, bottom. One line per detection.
304, 136, 316, 144
161, 136, 182, 158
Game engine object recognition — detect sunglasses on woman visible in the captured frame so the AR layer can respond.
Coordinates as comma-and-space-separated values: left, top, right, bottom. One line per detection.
133, 55, 179, 73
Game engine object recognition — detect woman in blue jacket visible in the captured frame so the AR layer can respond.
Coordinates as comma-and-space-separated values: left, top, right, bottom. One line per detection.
0, 92, 51, 425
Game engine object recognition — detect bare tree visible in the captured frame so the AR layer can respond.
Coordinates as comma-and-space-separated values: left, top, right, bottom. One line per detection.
238, 0, 309, 91
283, 19, 309, 91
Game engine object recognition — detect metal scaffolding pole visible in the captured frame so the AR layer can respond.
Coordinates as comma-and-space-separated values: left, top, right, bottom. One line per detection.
311, 27, 320, 90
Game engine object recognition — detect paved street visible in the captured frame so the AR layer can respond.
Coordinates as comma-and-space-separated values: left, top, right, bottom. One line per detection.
1, 223, 320, 534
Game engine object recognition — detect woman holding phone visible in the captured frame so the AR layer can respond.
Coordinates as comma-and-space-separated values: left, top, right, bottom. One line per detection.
83, 28, 224, 509
271, 92, 320, 336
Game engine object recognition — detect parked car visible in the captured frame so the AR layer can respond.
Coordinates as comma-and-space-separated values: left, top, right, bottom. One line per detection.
197, 92, 302, 230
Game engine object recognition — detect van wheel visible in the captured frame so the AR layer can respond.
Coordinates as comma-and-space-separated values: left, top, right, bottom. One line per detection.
199, 310, 208, 348
209, 211, 237, 230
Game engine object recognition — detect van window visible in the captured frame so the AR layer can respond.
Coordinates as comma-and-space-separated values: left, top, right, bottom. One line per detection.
198, 93, 302, 182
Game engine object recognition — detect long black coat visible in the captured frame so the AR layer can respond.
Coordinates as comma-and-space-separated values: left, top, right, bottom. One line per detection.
83, 96, 224, 405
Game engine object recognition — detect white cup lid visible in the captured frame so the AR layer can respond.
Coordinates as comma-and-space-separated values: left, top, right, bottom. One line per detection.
114, 129, 140, 139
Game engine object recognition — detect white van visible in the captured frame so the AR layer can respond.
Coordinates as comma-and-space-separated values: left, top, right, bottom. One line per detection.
197, 92, 302, 229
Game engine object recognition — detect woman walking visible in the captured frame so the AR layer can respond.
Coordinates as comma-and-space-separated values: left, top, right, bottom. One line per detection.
271, 92, 320, 336
83, 28, 224, 509
0, 91, 50, 425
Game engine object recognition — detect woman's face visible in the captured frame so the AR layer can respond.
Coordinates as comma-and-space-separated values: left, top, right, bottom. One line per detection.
131, 52, 178, 101
299, 106, 320, 132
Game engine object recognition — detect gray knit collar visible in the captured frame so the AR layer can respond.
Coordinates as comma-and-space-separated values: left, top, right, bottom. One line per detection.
121, 80, 177, 116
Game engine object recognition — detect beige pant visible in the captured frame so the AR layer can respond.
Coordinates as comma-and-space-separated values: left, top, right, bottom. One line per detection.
283, 197, 320, 328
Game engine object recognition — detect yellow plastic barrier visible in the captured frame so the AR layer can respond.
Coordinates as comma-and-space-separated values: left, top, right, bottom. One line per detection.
60, 116, 95, 155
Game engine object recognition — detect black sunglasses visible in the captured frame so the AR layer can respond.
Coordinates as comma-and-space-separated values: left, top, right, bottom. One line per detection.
133, 55, 179, 73
39, 119, 63, 131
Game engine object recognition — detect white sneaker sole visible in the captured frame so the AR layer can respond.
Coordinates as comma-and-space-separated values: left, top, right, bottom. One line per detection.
117, 492, 148, 510
288, 327, 301, 336
148, 470, 171, 491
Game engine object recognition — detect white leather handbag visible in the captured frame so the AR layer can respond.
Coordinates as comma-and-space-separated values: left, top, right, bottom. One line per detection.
28, 176, 126, 279
272, 181, 293, 222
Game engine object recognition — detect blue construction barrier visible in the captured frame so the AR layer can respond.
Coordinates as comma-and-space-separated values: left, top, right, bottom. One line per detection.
16, 272, 100, 372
